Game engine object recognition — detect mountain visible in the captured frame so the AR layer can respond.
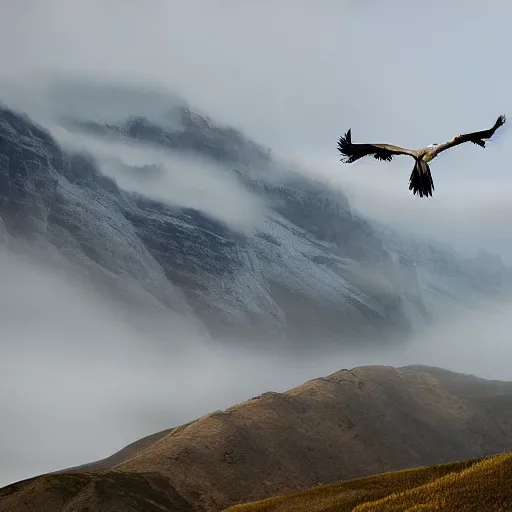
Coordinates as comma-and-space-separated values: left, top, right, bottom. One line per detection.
224, 453, 512, 512
3, 365, 511, 512
0, 79, 510, 348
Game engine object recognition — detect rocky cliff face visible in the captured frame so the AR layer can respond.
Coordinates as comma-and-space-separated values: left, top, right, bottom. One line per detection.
0, 85, 509, 347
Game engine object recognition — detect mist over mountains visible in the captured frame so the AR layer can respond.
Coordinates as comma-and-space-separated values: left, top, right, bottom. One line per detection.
0, 78, 509, 348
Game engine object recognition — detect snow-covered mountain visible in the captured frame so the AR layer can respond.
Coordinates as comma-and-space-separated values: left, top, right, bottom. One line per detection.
0, 81, 509, 349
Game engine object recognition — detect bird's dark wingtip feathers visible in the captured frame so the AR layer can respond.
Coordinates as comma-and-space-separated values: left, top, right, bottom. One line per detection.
337, 128, 395, 163
337, 129, 354, 163
496, 114, 506, 129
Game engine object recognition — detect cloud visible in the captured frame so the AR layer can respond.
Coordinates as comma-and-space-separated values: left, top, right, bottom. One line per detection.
45, 123, 267, 233
0, 244, 200, 486
0, 74, 187, 130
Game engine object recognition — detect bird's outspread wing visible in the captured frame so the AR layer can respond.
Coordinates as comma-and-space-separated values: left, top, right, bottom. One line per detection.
431, 114, 506, 157
337, 129, 417, 163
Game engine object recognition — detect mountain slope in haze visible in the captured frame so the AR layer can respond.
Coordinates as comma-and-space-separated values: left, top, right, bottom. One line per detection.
224, 453, 511, 512
5, 365, 509, 512
0, 79, 510, 346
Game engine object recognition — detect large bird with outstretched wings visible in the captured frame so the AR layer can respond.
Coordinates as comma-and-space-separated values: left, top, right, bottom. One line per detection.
337, 115, 506, 197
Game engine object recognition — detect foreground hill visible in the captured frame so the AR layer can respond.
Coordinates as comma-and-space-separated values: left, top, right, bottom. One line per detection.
224, 453, 512, 512
3, 365, 512, 512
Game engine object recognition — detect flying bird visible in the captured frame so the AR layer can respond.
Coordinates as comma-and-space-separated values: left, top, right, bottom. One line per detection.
337, 115, 506, 197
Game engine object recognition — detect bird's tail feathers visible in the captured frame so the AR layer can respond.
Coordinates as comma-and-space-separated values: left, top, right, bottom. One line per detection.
409, 159, 434, 198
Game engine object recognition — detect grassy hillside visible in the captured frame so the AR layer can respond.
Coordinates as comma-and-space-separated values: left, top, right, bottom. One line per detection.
354, 452, 512, 512
224, 453, 511, 512
0, 471, 194, 512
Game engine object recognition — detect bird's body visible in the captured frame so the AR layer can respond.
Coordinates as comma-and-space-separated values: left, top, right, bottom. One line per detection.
337, 115, 506, 197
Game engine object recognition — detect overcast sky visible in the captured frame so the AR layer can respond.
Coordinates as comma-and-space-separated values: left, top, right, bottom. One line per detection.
2, 0, 512, 488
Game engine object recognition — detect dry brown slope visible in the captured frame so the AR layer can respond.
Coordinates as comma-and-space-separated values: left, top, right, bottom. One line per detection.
115, 365, 512, 511
223, 453, 512, 512
0, 471, 194, 512
222, 457, 485, 512
353, 452, 512, 512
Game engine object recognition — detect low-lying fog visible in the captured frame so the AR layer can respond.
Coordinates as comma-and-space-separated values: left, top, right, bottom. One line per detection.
1, 243, 511, 486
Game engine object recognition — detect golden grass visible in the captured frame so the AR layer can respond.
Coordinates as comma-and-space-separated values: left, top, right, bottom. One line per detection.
353, 452, 512, 512
223, 457, 484, 512
225, 453, 512, 512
